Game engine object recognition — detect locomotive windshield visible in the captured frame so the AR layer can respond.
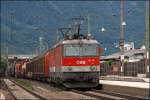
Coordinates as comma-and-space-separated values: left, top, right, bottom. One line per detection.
64, 44, 98, 56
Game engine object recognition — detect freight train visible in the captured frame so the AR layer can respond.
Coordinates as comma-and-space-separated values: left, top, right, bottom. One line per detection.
8, 20, 102, 88
9, 40, 101, 88
26, 39, 101, 88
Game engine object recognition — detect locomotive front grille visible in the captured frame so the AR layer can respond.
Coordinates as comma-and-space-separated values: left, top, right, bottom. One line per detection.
62, 72, 99, 82
62, 72, 99, 88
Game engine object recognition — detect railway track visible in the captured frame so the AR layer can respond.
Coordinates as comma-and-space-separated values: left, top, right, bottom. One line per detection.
72, 89, 149, 100
72, 89, 124, 100
3, 79, 47, 100
92, 89, 149, 100
1, 79, 16, 100
3, 78, 149, 100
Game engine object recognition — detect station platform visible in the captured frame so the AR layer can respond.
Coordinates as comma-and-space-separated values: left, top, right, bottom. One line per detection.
99, 76, 150, 89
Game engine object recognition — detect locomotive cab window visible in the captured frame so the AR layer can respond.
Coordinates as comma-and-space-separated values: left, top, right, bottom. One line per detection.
64, 44, 98, 56
64, 44, 80, 56
82, 44, 98, 56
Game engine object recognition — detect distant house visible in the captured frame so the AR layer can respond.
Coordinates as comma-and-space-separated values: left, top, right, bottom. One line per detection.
100, 42, 148, 77
101, 42, 146, 62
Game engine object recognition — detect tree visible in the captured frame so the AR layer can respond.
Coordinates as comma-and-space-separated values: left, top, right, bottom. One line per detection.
0, 58, 7, 74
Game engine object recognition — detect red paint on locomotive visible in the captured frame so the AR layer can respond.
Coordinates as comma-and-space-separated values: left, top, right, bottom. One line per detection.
44, 52, 50, 77
63, 57, 99, 66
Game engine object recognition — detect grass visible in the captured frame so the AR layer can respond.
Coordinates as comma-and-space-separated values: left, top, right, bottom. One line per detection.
14, 79, 34, 90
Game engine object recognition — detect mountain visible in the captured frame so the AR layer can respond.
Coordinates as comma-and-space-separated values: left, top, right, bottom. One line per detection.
1, 1, 145, 55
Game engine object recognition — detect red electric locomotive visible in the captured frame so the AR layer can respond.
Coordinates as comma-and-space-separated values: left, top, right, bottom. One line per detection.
26, 21, 102, 88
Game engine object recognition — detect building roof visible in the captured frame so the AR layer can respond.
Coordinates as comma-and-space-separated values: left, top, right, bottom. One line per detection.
7, 54, 37, 60
62, 39, 99, 44
101, 49, 146, 60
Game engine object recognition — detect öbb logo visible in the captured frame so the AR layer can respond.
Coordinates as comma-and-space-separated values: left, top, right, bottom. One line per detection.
76, 60, 86, 64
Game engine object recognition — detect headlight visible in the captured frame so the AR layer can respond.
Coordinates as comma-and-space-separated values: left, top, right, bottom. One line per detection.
90, 66, 96, 71
68, 67, 72, 71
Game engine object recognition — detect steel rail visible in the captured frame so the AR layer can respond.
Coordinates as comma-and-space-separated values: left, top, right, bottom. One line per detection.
72, 89, 119, 100
2, 79, 17, 100
10, 79, 47, 100
92, 89, 149, 100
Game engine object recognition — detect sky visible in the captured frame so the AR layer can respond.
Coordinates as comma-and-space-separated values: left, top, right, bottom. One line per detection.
0, 1, 146, 55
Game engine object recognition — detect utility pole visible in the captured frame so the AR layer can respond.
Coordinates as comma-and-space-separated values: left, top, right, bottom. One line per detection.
56, 29, 60, 42
39, 37, 43, 54
38, 36, 49, 53
120, 0, 126, 76
5, 46, 9, 67
87, 14, 91, 34
145, 0, 149, 77
10, 13, 14, 41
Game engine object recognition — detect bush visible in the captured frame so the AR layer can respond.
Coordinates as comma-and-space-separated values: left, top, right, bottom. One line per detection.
0, 58, 7, 74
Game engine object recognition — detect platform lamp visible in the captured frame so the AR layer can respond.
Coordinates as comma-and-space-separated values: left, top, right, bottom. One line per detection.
120, 21, 126, 76
119, 0, 126, 76
145, 0, 149, 77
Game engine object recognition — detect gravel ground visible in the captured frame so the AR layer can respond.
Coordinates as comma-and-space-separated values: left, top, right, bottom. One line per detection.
14, 79, 96, 99
0, 79, 14, 100
102, 84, 150, 98
4, 79, 39, 99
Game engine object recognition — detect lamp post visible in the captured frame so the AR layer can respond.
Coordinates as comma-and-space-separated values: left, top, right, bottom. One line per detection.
145, 0, 149, 77
120, 0, 126, 76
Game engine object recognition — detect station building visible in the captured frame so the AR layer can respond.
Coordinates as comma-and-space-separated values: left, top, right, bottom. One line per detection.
100, 42, 149, 78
